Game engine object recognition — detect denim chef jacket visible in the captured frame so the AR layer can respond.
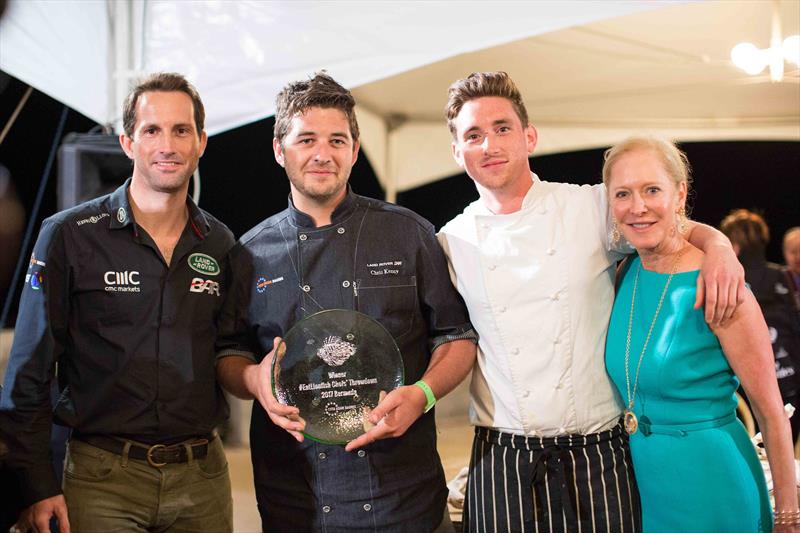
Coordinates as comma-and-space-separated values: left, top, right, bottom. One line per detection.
0, 179, 234, 506
217, 190, 475, 532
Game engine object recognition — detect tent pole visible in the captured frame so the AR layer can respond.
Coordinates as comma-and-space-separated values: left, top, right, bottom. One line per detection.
384, 113, 407, 204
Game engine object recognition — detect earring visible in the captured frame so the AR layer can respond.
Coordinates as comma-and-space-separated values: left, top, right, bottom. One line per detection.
676, 206, 689, 234
610, 220, 621, 245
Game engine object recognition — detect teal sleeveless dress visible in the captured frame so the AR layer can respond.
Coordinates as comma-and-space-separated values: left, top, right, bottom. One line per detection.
605, 255, 772, 532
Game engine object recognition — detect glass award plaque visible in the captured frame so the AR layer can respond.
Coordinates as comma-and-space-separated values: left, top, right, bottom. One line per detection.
272, 309, 404, 444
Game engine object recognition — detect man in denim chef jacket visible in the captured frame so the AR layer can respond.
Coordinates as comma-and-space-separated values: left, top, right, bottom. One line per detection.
216, 72, 477, 532
0, 73, 234, 532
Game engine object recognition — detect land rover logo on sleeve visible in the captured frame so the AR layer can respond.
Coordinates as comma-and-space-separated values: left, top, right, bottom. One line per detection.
188, 253, 220, 276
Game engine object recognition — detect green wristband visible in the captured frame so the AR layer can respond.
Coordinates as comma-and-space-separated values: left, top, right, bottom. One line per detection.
414, 380, 436, 413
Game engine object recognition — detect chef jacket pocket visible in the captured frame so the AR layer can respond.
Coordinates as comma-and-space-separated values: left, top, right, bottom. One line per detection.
356, 275, 417, 339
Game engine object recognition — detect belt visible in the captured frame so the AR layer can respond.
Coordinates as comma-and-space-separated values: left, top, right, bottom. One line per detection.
639, 412, 737, 437
73, 433, 214, 467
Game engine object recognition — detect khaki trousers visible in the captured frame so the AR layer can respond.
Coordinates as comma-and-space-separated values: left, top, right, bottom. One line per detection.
63, 437, 233, 532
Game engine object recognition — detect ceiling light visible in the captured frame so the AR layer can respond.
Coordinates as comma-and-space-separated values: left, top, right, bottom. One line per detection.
731, 42, 768, 75
784, 35, 800, 65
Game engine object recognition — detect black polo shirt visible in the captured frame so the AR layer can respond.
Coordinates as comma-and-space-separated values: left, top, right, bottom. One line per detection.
0, 179, 234, 506
217, 190, 475, 532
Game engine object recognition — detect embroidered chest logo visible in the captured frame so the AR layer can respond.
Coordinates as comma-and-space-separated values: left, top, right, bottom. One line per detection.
256, 276, 285, 293
104, 271, 141, 293
189, 278, 220, 296
188, 253, 220, 276
366, 260, 403, 276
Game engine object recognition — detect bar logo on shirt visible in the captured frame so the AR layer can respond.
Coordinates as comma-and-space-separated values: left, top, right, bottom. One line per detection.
189, 278, 220, 296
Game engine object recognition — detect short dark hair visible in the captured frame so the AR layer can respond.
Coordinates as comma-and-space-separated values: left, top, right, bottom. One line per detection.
122, 72, 205, 139
445, 71, 529, 137
720, 209, 770, 254
273, 72, 359, 144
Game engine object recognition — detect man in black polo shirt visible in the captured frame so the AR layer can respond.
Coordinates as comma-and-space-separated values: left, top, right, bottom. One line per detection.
216, 73, 477, 532
0, 73, 234, 532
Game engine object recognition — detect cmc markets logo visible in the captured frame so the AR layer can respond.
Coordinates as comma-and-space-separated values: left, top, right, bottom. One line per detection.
188, 253, 220, 276
189, 278, 220, 296
104, 271, 141, 292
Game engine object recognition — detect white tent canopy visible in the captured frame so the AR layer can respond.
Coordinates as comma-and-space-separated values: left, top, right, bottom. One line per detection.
1, 0, 798, 199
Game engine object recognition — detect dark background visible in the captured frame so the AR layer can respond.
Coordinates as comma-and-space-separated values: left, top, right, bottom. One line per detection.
2, 71, 798, 325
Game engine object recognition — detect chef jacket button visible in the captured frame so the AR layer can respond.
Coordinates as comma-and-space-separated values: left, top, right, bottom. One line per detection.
318, 452, 327, 460
357, 450, 366, 457
337, 227, 345, 234
488, 264, 497, 271
299, 234, 308, 241
511, 348, 520, 355
342, 280, 351, 288
550, 293, 559, 301
363, 504, 372, 512
302, 285, 311, 292
499, 306, 507, 313
322, 505, 331, 513
547, 248, 556, 255
522, 390, 530, 398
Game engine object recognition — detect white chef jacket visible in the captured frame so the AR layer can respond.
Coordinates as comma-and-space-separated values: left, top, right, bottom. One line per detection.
438, 174, 626, 437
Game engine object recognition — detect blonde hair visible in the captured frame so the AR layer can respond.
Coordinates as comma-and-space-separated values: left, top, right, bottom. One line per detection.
602, 136, 692, 193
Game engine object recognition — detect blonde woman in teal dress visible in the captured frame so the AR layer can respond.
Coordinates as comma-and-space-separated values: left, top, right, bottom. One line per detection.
603, 136, 798, 532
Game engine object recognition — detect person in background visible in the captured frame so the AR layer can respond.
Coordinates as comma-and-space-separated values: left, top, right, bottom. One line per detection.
604, 136, 797, 532
721, 209, 800, 443
784, 226, 800, 309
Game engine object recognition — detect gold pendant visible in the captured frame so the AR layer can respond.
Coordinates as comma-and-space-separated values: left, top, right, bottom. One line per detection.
623, 409, 638, 435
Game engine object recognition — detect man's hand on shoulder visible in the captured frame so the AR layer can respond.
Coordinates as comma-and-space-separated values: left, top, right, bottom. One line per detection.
695, 242, 746, 326
344, 385, 427, 452
25, 494, 70, 533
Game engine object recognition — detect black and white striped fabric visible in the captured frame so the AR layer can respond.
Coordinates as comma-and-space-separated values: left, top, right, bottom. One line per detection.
462, 424, 641, 533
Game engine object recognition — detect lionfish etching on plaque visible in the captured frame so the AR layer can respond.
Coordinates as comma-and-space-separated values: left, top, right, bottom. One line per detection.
316, 335, 357, 366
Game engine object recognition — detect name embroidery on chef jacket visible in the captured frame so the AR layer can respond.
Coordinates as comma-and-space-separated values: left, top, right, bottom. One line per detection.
366, 260, 403, 276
